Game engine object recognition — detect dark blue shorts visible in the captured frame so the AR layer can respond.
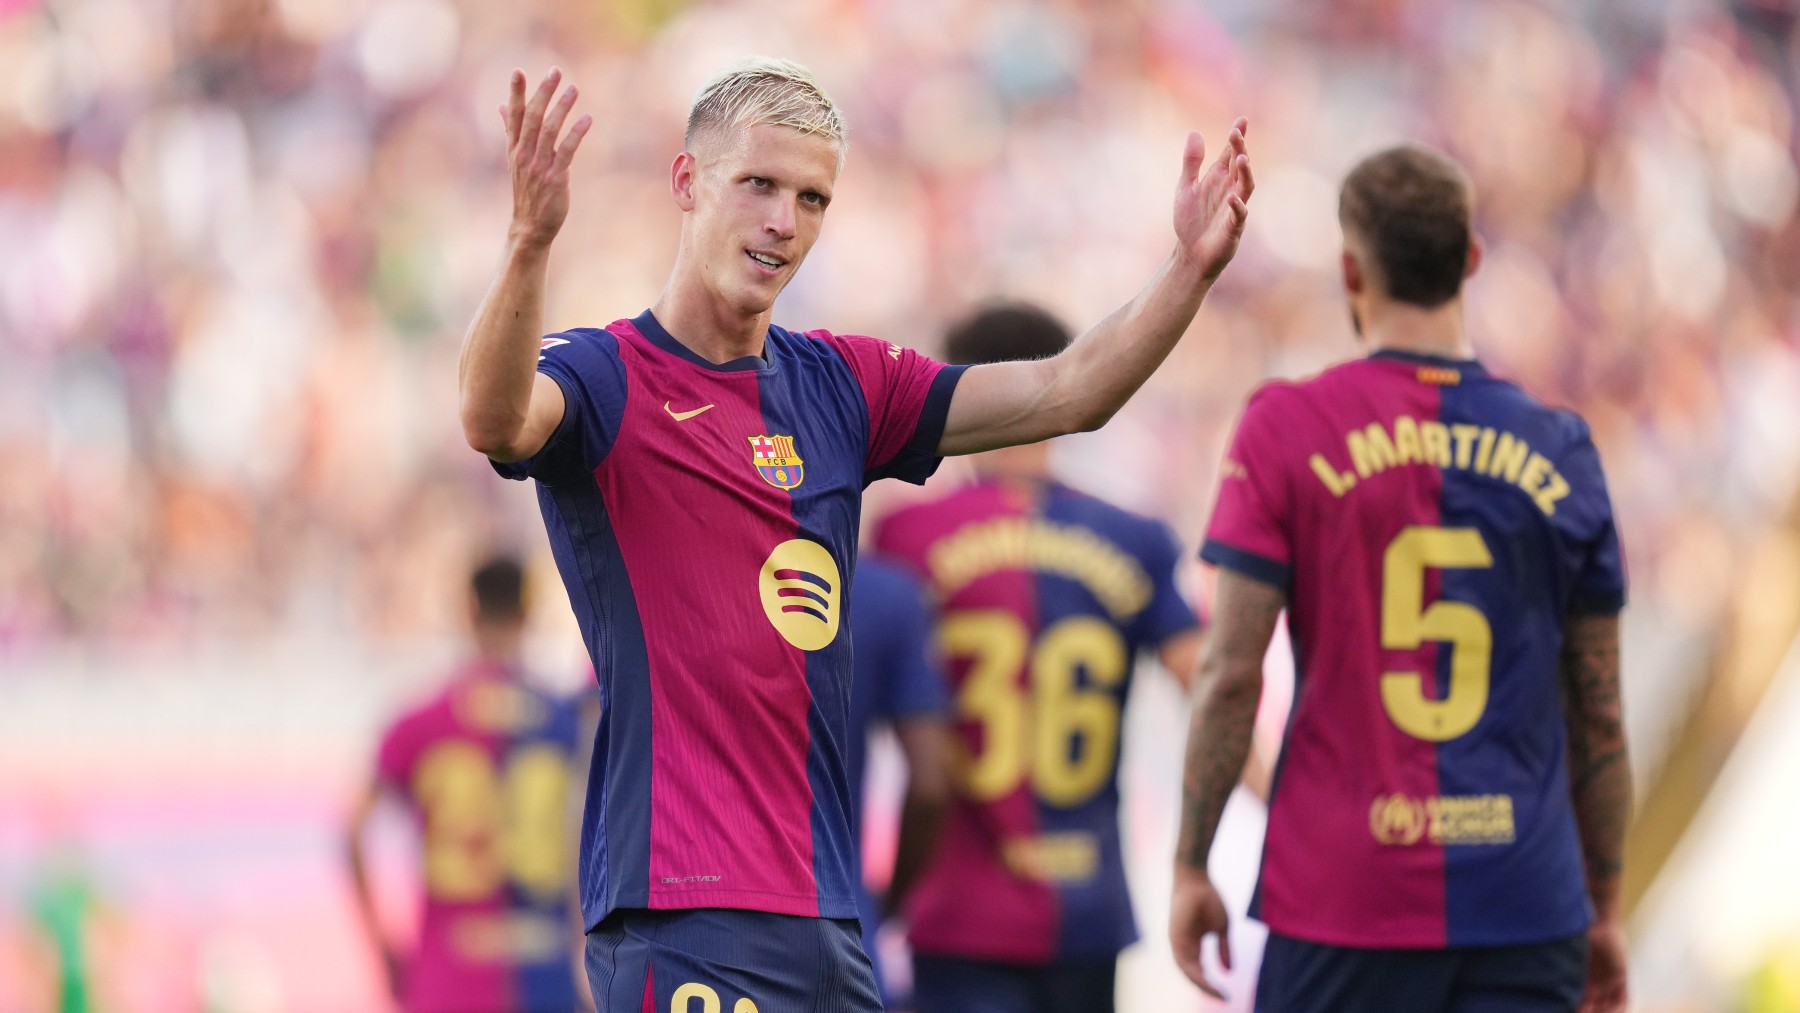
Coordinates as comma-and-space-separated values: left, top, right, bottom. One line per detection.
1255, 932, 1588, 1013
584, 908, 881, 1013
911, 954, 1116, 1013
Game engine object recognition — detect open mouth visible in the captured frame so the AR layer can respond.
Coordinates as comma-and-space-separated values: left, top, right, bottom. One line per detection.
746, 250, 787, 274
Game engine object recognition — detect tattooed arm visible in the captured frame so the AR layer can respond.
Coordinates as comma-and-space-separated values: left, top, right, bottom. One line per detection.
1562, 612, 1630, 1013
1169, 569, 1285, 996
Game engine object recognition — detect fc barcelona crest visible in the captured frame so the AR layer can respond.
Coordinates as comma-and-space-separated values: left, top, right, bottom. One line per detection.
748, 434, 805, 490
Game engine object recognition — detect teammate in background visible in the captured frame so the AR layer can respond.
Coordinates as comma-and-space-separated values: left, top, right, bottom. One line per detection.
876, 304, 1213, 1013
346, 556, 589, 1013
458, 55, 1252, 1012
1171, 146, 1630, 1013
846, 556, 952, 1007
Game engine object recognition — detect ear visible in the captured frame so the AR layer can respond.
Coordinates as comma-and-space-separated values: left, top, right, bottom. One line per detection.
671, 151, 698, 212
1342, 250, 1364, 295
1464, 234, 1484, 278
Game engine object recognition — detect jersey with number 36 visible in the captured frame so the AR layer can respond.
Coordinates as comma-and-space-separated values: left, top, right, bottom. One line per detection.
877, 478, 1199, 964
1202, 350, 1626, 950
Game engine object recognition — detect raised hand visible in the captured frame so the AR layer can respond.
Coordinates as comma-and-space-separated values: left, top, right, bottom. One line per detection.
501, 68, 593, 250
1169, 863, 1233, 999
1172, 117, 1255, 284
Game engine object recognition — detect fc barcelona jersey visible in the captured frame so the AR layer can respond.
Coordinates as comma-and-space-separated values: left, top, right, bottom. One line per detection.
375, 663, 584, 1013
494, 310, 963, 929
1201, 350, 1627, 949
876, 478, 1199, 963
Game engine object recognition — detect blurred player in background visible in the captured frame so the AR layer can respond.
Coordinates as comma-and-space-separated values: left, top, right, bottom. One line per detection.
876, 304, 1225, 1013
847, 556, 952, 1007
1171, 146, 1630, 1013
457, 51, 1252, 1012
346, 555, 588, 1013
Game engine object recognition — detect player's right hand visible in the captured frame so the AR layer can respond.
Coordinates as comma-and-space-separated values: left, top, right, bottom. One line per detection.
501, 67, 593, 251
1170, 862, 1232, 999
1579, 919, 1628, 1012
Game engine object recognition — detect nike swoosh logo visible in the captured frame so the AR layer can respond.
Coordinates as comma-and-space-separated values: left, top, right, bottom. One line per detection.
664, 401, 716, 422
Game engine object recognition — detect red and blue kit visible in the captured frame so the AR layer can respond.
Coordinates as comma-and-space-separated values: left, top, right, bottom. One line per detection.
877, 479, 1199, 964
1202, 350, 1627, 949
375, 663, 585, 1013
494, 310, 963, 931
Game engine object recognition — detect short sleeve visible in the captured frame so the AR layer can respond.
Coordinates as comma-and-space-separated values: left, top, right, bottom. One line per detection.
490, 328, 629, 485
1561, 427, 1628, 615
373, 716, 418, 791
814, 332, 967, 486
1131, 521, 1203, 648
1199, 387, 1294, 588
875, 568, 950, 721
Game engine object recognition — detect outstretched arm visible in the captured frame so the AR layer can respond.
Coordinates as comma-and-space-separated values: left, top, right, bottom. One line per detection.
1169, 568, 1284, 997
938, 121, 1254, 456
460, 68, 592, 462
1562, 612, 1630, 1013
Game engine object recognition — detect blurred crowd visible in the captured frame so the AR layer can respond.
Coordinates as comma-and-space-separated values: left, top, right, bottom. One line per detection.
2, 0, 1798, 671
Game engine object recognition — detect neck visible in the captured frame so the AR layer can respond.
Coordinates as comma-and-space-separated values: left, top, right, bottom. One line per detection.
972, 441, 1053, 483
472, 625, 522, 671
1356, 296, 1474, 360
653, 256, 770, 364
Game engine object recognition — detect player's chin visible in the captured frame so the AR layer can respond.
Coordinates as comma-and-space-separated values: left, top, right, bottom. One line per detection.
728, 274, 787, 315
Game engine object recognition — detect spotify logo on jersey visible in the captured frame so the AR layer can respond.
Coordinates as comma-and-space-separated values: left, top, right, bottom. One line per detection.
759, 539, 841, 651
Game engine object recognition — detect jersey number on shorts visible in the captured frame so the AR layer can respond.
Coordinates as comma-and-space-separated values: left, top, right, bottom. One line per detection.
413, 741, 571, 901
940, 612, 1128, 807
672, 983, 758, 1013
1379, 526, 1496, 741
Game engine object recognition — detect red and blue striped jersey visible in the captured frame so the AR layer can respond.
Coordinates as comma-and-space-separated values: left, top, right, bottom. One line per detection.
494, 311, 963, 929
1201, 350, 1626, 949
375, 662, 584, 1013
876, 478, 1199, 963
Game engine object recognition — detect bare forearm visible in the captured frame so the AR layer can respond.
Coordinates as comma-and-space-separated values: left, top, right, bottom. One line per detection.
459, 237, 553, 457
1174, 570, 1282, 871
1055, 251, 1212, 432
1563, 614, 1630, 920
1176, 659, 1261, 868
886, 787, 948, 913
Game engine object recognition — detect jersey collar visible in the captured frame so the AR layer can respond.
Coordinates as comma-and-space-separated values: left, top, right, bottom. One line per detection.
633, 309, 778, 374
1369, 348, 1488, 376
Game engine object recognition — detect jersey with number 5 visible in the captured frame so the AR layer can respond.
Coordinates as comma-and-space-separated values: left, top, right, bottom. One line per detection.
877, 479, 1199, 963
1202, 350, 1626, 949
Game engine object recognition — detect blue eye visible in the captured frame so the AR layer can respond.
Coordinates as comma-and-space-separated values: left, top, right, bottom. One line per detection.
749, 176, 772, 189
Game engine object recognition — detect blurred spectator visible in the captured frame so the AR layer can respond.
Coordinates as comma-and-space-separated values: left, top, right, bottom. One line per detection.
0, 1, 1793, 731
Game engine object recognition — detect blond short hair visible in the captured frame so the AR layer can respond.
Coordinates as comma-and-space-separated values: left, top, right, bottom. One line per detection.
685, 57, 846, 154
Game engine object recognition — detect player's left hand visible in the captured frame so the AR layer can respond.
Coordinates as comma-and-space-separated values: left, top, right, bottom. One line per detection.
1579, 918, 1629, 1012
1170, 862, 1232, 999
1171, 117, 1254, 285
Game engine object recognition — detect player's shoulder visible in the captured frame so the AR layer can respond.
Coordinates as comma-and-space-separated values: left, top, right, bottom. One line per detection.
1046, 483, 1182, 555
379, 680, 461, 751
536, 323, 627, 373
1461, 367, 1597, 452
875, 481, 992, 543
1231, 358, 1375, 420
782, 325, 920, 367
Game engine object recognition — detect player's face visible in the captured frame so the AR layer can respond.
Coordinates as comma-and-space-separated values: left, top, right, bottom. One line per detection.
684, 123, 840, 317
